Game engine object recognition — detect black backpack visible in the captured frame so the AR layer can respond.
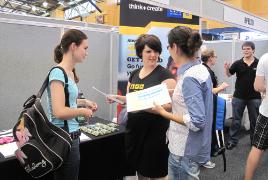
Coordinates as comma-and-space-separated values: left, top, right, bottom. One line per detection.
13, 66, 72, 178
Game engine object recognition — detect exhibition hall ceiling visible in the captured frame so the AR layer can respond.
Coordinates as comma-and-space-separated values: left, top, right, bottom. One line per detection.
0, 0, 103, 17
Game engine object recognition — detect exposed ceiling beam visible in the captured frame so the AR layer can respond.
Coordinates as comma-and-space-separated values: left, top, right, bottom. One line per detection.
2, 1, 8, 8
64, 0, 102, 13
11, 1, 25, 12
0, 0, 105, 17
88, 0, 102, 13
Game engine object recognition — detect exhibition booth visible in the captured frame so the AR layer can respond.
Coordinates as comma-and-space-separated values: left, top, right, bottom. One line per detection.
1, 0, 268, 179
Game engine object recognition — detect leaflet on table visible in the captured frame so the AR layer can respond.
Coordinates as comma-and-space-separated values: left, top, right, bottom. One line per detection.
79, 132, 91, 142
126, 83, 171, 112
0, 129, 13, 138
0, 142, 17, 158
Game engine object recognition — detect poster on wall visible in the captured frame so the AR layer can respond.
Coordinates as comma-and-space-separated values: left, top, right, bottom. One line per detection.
117, 0, 199, 115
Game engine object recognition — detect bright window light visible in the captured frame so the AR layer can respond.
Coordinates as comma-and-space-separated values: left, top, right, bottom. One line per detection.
64, 1, 97, 19
31, 6, 37, 12
43, 1, 48, 8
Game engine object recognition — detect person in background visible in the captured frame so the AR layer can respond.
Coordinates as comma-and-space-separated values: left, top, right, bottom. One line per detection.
201, 48, 229, 95
153, 26, 213, 180
47, 29, 97, 180
166, 56, 179, 79
244, 53, 268, 180
107, 34, 176, 180
201, 48, 229, 168
224, 41, 261, 150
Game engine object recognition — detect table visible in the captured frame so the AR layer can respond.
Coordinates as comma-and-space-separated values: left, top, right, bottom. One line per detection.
0, 117, 134, 180
219, 93, 250, 130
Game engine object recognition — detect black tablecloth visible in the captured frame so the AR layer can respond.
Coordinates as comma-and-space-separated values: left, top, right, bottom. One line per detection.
0, 117, 134, 180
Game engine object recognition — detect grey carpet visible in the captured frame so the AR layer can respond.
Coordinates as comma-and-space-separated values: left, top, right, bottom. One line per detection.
124, 129, 268, 180
200, 130, 268, 180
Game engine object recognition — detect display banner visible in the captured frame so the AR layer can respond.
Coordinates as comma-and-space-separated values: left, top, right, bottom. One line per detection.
149, 0, 169, 5
119, 0, 199, 82
224, 6, 268, 33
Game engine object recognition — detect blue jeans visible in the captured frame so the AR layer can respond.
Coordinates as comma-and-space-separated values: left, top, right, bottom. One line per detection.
168, 153, 200, 180
54, 138, 80, 180
228, 97, 261, 145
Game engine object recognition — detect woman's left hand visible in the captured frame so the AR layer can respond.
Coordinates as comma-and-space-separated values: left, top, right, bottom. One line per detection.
219, 82, 229, 91
85, 99, 98, 112
151, 102, 165, 115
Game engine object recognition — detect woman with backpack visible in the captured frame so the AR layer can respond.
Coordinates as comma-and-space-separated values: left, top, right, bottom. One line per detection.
201, 48, 229, 168
153, 26, 213, 180
47, 29, 97, 180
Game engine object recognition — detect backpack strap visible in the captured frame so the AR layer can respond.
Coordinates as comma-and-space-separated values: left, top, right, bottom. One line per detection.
222, 99, 227, 172
37, 66, 70, 133
53, 67, 70, 133
222, 150, 226, 172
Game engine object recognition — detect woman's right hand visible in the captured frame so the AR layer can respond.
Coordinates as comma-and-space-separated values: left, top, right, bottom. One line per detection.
224, 62, 230, 69
80, 108, 93, 119
106, 95, 117, 104
152, 102, 166, 116
106, 94, 126, 105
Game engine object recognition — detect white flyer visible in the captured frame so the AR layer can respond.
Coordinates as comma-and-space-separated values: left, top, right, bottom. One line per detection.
0, 142, 17, 158
126, 83, 171, 112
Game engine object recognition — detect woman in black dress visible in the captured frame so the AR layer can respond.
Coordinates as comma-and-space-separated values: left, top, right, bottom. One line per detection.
109, 34, 176, 179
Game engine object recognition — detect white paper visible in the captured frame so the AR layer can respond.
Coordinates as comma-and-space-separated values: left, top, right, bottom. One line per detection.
79, 132, 91, 142
218, 93, 232, 102
126, 83, 171, 112
0, 129, 12, 136
0, 142, 18, 158
92, 86, 124, 104
0, 132, 13, 138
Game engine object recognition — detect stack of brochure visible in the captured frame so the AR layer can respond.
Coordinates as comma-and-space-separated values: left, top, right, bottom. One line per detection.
0, 129, 17, 158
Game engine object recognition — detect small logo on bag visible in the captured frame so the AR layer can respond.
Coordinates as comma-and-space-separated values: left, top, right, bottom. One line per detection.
15, 117, 32, 147
25, 159, 47, 173
15, 149, 28, 164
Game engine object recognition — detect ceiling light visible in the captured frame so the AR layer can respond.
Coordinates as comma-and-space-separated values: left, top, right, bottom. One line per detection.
32, 6, 37, 11
58, 0, 64, 5
43, 1, 48, 8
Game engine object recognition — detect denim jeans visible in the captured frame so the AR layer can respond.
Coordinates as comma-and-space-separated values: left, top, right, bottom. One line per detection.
228, 97, 261, 145
54, 138, 80, 180
168, 153, 200, 180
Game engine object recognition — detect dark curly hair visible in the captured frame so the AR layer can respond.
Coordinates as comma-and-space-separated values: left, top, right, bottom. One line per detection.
135, 34, 162, 59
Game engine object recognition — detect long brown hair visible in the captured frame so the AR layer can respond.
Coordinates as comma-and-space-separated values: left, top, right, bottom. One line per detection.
54, 29, 88, 83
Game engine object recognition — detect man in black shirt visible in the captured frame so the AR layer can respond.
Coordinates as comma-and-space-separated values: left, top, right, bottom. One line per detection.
224, 41, 261, 150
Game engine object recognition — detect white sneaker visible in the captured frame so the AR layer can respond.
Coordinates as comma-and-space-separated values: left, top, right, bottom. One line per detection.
202, 161, 216, 169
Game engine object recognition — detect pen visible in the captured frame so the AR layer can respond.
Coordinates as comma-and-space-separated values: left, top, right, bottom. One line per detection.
92, 86, 125, 105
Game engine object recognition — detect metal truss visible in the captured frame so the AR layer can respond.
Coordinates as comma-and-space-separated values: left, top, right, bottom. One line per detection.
0, 0, 103, 18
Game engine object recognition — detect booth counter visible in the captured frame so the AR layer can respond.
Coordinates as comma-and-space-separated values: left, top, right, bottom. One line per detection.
0, 117, 134, 180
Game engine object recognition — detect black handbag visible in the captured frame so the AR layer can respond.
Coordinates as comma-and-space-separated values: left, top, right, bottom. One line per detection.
13, 66, 72, 178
